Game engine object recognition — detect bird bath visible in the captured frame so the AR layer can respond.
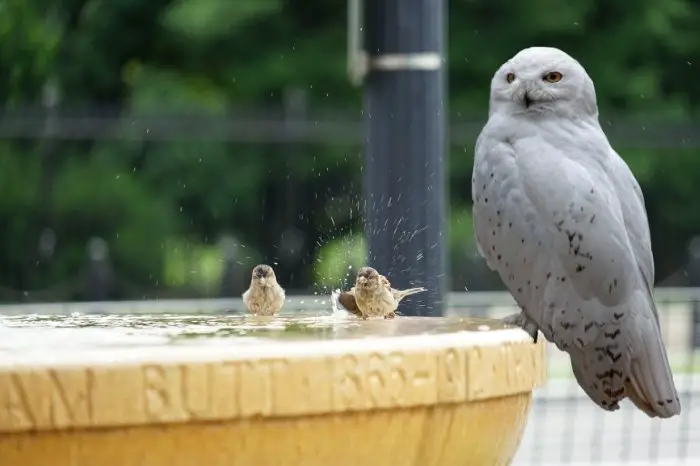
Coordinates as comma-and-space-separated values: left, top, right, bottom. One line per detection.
0, 309, 546, 466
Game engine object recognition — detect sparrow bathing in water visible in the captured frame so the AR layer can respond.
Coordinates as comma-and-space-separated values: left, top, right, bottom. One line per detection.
242, 264, 285, 316
337, 266, 426, 319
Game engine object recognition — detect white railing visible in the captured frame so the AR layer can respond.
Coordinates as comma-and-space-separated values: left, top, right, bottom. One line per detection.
0, 287, 697, 315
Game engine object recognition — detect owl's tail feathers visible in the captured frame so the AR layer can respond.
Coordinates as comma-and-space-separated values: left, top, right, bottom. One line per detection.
393, 287, 427, 302
625, 320, 681, 418
625, 379, 666, 418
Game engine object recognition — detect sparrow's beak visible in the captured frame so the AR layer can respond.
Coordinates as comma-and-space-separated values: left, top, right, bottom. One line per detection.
256, 277, 267, 286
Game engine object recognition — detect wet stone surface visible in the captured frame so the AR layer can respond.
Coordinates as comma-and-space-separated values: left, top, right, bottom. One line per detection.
0, 309, 509, 352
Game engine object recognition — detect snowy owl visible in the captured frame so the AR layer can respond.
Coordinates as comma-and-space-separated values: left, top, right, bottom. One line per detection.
471, 46, 680, 418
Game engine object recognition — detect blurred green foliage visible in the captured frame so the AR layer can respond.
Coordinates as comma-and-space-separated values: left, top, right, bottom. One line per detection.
1, 0, 700, 299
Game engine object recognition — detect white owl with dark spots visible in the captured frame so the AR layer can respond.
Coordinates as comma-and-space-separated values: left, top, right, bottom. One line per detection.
471, 46, 680, 418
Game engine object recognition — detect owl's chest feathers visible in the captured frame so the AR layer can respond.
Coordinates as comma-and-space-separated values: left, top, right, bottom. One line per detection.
482, 114, 607, 161
474, 118, 635, 332
475, 118, 611, 207
473, 122, 554, 313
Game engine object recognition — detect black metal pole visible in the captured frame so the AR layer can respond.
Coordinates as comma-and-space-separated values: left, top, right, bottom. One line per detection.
363, 0, 448, 316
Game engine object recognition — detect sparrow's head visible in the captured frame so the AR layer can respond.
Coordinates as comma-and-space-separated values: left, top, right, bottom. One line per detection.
251, 264, 275, 286
356, 266, 380, 288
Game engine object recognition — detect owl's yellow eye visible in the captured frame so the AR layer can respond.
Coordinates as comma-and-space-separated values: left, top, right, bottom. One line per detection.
506, 73, 516, 83
543, 71, 563, 83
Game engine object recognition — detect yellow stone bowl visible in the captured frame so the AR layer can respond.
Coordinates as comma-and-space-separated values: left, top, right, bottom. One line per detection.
0, 313, 546, 466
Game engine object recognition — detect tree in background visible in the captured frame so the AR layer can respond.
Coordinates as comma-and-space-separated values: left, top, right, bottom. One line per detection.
0, 0, 699, 299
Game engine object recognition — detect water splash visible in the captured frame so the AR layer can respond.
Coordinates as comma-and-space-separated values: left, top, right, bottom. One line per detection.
330, 288, 351, 320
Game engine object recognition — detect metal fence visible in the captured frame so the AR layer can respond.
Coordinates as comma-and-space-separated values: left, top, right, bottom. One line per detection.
2, 107, 700, 149
458, 290, 699, 466
1, 288, 698, 465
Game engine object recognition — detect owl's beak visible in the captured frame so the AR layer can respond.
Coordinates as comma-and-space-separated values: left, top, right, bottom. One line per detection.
523, 93, 533, 108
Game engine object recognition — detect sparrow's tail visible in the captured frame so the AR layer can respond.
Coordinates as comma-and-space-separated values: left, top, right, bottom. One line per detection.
393, 287, 427, 302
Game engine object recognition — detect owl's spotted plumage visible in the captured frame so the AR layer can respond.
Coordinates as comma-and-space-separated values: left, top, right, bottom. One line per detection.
472, 47, 680, 418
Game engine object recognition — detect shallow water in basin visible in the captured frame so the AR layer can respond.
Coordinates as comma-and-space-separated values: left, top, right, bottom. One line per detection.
0, 307, 509, 352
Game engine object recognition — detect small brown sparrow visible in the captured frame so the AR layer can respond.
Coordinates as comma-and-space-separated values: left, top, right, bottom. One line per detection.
337, 266, 426, 319
242, 264, 285, 316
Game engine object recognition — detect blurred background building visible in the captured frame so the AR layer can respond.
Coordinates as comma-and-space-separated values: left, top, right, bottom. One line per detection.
1, 1, 700, 464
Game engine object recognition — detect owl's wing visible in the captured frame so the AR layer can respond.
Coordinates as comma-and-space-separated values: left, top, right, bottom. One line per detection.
515, 138, 641, 308
608, 151, 658, 322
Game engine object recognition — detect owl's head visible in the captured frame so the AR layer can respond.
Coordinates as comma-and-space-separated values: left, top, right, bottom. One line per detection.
488, 47, 598, 119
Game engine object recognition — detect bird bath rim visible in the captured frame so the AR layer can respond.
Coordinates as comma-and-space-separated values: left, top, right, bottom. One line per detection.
0, 311, 546, 466
0, 313, 532, 369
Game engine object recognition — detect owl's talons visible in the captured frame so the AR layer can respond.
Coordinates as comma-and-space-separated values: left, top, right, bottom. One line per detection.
384, 312, 397, 319
500, 312, 539, 343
